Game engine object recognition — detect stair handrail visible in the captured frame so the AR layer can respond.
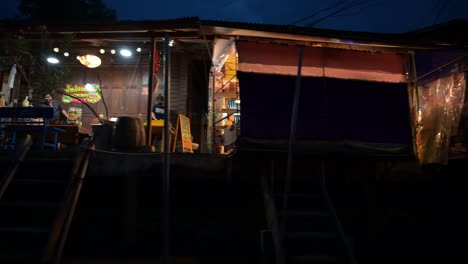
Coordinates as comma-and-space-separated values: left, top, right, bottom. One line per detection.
41, 138, 93, 264
319, 159, 358, 264
0, 135, 32, 200
261, 166, 286, 264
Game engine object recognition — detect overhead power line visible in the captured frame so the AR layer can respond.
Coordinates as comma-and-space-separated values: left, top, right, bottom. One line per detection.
432, 0, 453, 24
291, 0, 379, 27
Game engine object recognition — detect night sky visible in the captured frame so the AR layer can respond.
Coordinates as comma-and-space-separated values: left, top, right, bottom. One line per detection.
0, 0, 468, 33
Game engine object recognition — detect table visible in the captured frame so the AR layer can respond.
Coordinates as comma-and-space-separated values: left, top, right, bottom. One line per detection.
48, 124, 81, 145
0, 107, 63, 150
145, 120, 172, 152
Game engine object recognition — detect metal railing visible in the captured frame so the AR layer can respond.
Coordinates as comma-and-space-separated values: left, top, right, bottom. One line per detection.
42, 138, 93, 264
270, 157, 358, 264
261, 160, 286, 264
319, 159, 358, 264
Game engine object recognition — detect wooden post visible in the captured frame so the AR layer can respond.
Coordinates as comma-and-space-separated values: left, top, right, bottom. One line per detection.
145, 34, 156, 146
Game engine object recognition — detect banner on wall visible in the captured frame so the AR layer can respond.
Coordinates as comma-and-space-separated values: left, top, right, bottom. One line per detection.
62, 83, 102, 104
236, 41, 407, 83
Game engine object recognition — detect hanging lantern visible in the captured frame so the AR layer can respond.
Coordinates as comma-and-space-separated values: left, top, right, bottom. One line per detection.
77, 54, 102, 68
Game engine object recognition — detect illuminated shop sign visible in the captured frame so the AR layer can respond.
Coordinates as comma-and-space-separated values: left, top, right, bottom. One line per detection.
62, 83, 102, 104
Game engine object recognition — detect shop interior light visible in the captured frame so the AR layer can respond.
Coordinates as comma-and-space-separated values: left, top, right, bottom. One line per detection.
64, 52, 69, 57
53, 47, 59, 52
47, 57, 59, 64
136, 47, 142, 52
111, 49, 116, 54
120, 49, 132, 57
85, 83, 96, 92
169, 40, 175, 47
100, 49, 105, 54
77, 54, 102, 68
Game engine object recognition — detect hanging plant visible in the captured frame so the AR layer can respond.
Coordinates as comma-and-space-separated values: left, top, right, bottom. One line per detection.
0, 24, 73, 103
29, 26, 73, 101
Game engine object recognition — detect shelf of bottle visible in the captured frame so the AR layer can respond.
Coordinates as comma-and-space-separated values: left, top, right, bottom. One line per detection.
215, 92, 238, 98
218, 108, 239, 114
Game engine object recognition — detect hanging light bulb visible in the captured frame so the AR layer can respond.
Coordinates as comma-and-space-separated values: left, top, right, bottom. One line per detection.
64, 52, 69, 57
47, 57, 59, 64
111, 49, 116, 54
120, 49, 132, 57
53, 47, 59, 52
100, 49, 105, 54
136, 47, 142, 52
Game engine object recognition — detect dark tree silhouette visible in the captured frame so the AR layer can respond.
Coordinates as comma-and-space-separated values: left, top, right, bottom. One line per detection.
18, 0, 117, 22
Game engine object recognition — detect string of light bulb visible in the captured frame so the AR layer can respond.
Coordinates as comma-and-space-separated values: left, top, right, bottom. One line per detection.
47, 46, 145, 68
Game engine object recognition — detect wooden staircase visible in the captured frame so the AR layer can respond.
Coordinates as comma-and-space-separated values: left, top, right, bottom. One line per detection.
0, 138, 88, 263
261, 158, 356, 264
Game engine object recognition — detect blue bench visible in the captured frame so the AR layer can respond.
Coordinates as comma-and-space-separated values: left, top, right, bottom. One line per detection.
0, 107, 64, 150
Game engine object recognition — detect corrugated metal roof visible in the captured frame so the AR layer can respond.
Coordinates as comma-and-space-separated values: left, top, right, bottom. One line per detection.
1, 17, 466, 50
0, 17, 202, 43
201, 18, 403, 40
403, 19, 468, 47
199, 18, 468, 48
199, 19, 429, 52
0, 17, 201, 32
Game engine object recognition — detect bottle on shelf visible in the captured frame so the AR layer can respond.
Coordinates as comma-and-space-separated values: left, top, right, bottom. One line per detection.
0, 93, 5, 107
22, 96, 29, 107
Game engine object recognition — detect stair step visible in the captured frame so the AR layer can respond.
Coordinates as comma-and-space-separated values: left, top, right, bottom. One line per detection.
279, 210, 334, 232
0, 227, 50, 256
275, 193, 326, 211
0, 202, 58, 228
0, 230, 47, 262
273, 178, 324, 193
15, 159, 74, 179
0, 201, 59, 207
277, 192, 322, 198
1, 180, 67, 202
281, 211, 329, 217
284, 232, 341, 256
13, 178, 66, 184
0, 227, 50, 233
0, 254, 42, 263
289, 255, 343, 264
285, 231, 338, 239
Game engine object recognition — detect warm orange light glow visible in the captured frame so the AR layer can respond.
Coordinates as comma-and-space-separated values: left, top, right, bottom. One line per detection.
77, 55, 102, 68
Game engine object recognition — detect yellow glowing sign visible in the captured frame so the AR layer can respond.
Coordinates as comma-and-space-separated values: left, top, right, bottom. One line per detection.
62, 84, 102, 104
